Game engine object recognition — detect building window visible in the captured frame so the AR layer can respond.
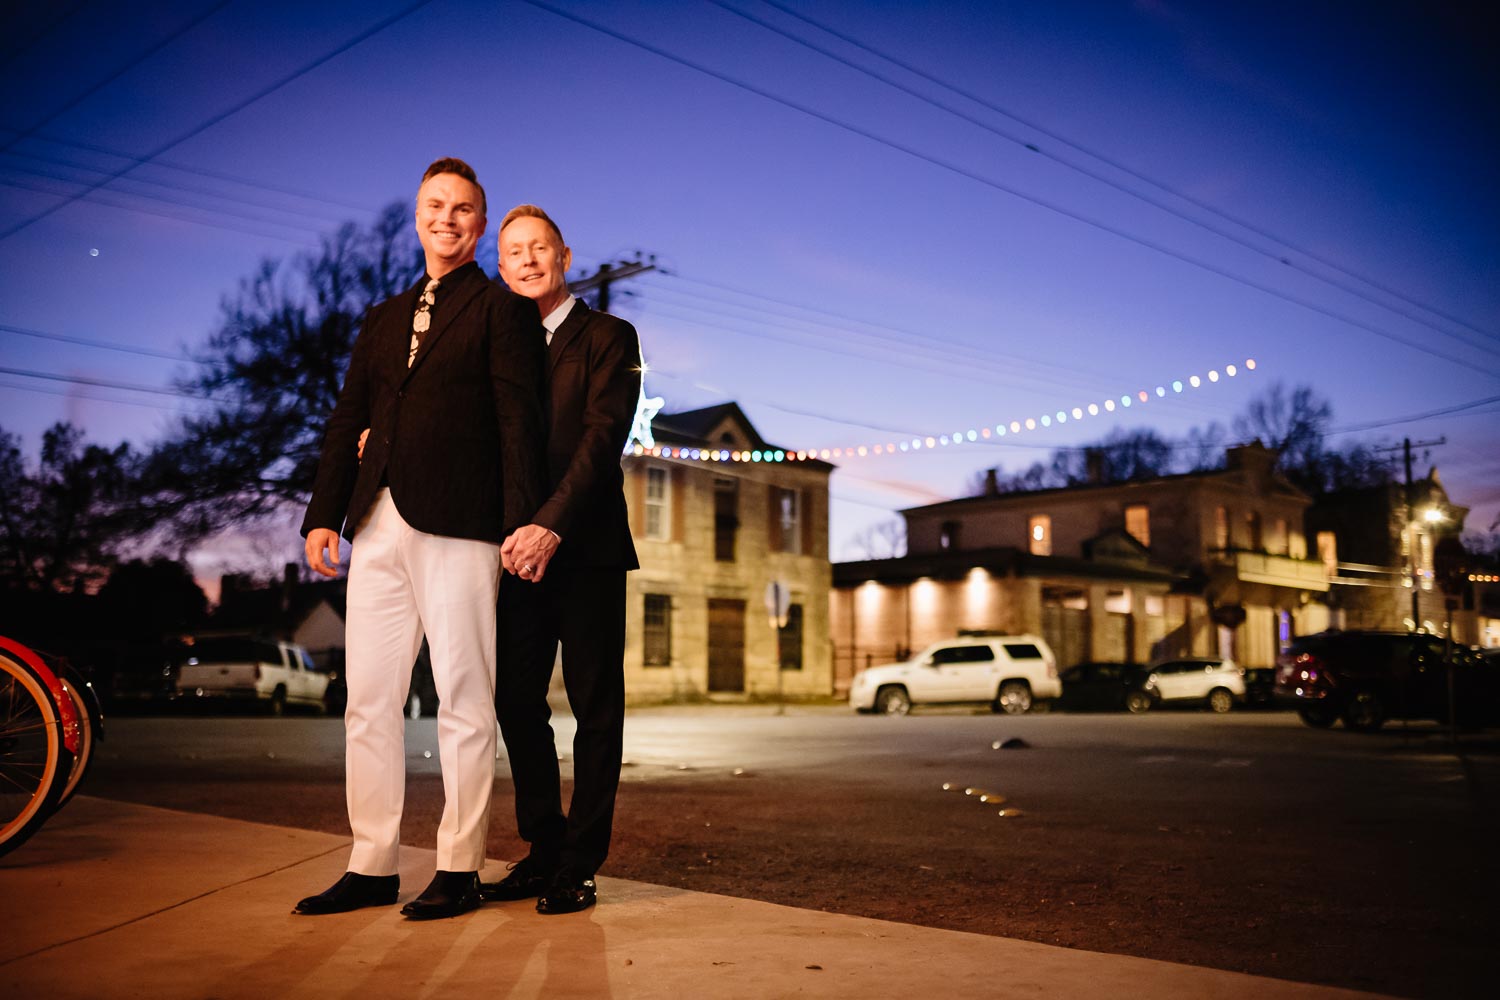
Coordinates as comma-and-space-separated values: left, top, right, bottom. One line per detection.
1245, 511, 1262, 550
644, 466, 670, 540
1271, 517, 1288, 555
1125, 504, 1150, 548
714, 478, 738, 562
1028, 515, 1051, 556
1214, 506, 1229, 549
939, 520, 960, 551
643, 594, 672, 666
1317, 531, 1337, 577
771, 487, 801, 554
778, 604, 803, 670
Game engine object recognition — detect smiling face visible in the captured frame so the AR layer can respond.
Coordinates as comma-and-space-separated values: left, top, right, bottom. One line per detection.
498, 214, 573, 318
414, 172, 485, 278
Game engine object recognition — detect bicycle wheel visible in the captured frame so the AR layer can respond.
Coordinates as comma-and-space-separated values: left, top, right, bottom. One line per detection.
0, 646, 68, 857
54, 660, 104, 810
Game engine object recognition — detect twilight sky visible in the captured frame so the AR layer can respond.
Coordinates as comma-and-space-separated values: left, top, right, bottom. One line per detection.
1, 0, 1496, 577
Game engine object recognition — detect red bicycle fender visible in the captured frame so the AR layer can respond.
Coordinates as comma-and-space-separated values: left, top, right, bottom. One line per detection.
0, 635, 81, 755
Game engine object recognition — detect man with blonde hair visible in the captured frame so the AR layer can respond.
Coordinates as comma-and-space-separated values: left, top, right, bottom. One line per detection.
483, 203, 642, 914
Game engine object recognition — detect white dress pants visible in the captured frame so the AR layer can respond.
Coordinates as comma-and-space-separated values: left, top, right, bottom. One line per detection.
343, 489, 499, 874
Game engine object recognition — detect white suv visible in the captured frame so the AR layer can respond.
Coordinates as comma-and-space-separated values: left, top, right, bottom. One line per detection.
1142, 657, 1245, 713
849, 635, 1060, 716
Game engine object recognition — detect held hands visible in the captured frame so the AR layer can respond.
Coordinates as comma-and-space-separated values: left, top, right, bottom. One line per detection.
305, 528, 342, 578
501, 524, 560, 583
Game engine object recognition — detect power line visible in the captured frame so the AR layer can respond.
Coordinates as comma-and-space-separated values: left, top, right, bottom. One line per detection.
5, 130, 375, 215
0, 1, 233, 156
1325, 395, 1500, 436
636, 279, 1125, 399
651, 271, 1118, 391
525, 0, 1500, 381
0, 175, 316, 244
0, 165, 330, 239
0, 322, 198, 362
752, 0, 1500, 347
0, 365, 212, 400
2, 147, 349, 226
0, 0, 434, 242
0, 377, 202, 414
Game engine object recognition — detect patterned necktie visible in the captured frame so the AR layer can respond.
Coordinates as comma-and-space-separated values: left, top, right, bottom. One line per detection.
409, 277, 440, 368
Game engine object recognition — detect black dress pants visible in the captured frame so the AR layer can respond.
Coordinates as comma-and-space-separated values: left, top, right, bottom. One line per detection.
496, 566, 626, 877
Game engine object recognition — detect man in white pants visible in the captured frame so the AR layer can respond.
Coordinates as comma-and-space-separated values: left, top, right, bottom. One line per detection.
295, 157, 546, 920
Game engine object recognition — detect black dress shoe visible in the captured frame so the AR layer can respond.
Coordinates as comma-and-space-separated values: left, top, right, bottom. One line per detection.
479, 855, 556, 902
536, 871, 597, 915
293, 872, 399, 915
400, 870, 482, 920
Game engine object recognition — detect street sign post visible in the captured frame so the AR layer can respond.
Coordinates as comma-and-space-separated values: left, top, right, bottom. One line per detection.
765, 581, 790, 715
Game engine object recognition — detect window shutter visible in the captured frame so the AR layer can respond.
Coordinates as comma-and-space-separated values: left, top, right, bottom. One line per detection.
670, 465, 686, 542
629, 464, 645, 538
800, 488, 814, 556
769, 486, 783, 552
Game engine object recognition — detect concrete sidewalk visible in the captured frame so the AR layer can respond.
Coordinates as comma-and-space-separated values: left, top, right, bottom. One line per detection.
1, 797, 1392, 1000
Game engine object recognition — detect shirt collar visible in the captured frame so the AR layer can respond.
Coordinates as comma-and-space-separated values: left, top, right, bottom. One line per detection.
423, 260, 482, 288
541, 294, 578, 335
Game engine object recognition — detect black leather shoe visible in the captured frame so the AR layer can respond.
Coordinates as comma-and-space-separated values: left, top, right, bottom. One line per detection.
293, 872, 399, 915
536, 871, 597, 915
479, 855, 556, 902
400, 870, 482, 920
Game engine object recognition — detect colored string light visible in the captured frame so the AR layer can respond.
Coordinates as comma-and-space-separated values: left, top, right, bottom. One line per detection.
626, 359, 1258, 463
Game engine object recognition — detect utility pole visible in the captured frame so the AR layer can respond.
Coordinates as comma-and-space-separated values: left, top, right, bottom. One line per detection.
1399, 436, 1446, 631
570, 254, 659, 312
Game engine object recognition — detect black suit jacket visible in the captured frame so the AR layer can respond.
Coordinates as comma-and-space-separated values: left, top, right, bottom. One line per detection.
302, 264, 547, 544
529, 297, 641, 571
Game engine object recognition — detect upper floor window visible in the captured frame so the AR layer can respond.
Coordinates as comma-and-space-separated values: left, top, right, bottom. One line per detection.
1125, 504, 1150, 548
644, 466, 670, 540
1029, 515, 1052, 556
1214, 506, 1229, 549
771, 487, 801, 554
1245, 511, 1263, 550
939, 520, 960, 551
714, 478, 738, 562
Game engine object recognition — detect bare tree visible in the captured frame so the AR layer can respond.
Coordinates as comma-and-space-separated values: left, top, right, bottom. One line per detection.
142, 202, 423, 539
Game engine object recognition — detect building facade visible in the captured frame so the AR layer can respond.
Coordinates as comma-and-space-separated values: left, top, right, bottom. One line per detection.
832, 443, 1333, 695
620, 403, 834, 702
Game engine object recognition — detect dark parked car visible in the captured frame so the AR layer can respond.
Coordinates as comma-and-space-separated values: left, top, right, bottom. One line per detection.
1058, 661, 1154, 713
1275, 631, 1497, 731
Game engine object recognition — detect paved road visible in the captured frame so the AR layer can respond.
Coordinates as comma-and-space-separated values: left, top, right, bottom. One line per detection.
83, 706, 1499, 998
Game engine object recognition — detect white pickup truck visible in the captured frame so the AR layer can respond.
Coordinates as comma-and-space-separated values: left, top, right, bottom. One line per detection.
176, 636, 327, 715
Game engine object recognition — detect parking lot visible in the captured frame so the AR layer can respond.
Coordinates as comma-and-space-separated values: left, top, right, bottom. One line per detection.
81, 706, 1498, 999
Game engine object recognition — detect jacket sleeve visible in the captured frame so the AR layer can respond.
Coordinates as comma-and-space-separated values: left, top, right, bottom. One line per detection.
532, 316, 642, 539
491, 292, 549, 534
300, 305, 379, 537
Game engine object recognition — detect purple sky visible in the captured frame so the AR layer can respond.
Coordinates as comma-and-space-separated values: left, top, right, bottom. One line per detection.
2, 0, 1496, 577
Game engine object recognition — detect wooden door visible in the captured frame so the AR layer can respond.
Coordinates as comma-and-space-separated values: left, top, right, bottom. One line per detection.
707, 598, 746, 692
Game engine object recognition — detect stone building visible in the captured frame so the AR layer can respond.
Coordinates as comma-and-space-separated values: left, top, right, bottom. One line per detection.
831, 442, 1332, 694
620, 403, 834, 702
1305, 470, 1482, 641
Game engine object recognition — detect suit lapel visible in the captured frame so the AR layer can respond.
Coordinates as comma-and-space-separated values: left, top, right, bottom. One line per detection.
403, 273, 485, 381
547, 299, 591, 374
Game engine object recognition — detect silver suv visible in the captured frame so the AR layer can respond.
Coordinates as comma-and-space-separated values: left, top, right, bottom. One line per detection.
1143, 657, 1245, 713
849, 635, 1061, 715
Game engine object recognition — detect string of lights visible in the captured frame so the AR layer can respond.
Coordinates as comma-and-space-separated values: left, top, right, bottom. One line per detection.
628, 359, 1257, 463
